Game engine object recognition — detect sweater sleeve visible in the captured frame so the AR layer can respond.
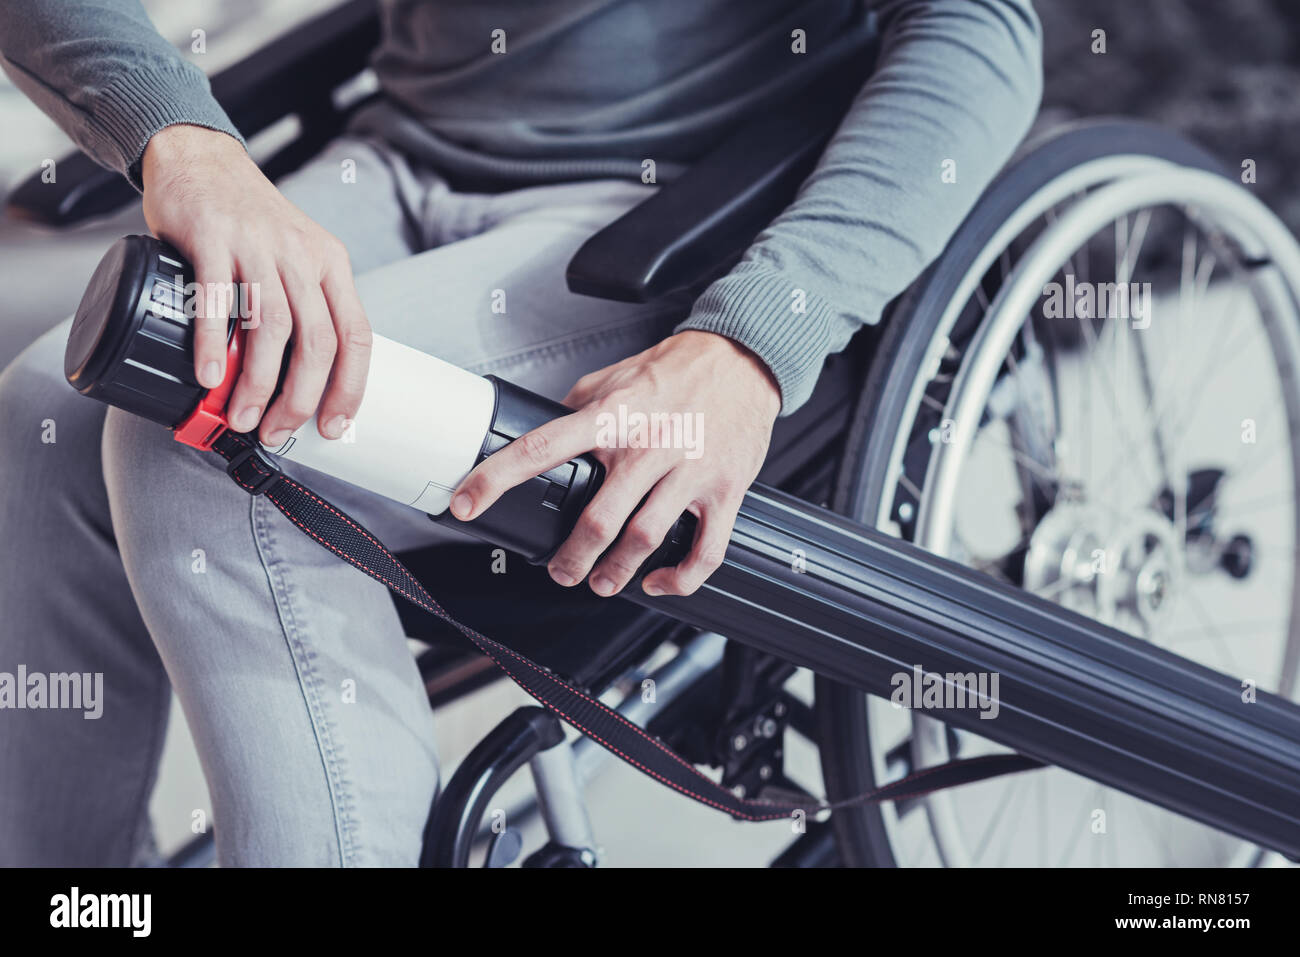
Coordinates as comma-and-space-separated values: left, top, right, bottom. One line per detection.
675, 0, 1044, 414
0, 0, 244, 189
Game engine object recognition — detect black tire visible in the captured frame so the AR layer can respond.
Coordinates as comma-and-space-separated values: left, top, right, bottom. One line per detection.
813, 119, 1227, 867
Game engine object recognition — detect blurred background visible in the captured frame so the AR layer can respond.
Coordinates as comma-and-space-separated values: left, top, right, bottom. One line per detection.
1, 0, 1297, 865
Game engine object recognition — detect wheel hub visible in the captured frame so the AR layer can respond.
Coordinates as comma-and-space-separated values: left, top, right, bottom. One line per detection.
1023, 502, 1185, 636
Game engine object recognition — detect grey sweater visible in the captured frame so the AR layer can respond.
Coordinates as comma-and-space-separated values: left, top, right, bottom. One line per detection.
0, 0, 1042, 413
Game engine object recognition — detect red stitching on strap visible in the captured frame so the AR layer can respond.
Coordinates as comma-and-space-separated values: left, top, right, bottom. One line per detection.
215, 434, 1040, 820
261, 488, 780, 820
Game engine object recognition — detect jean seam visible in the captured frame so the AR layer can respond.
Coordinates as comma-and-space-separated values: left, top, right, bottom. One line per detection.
124, 660, 171, 866
479, 179, 654, 234
466, 306, 687, 376
251, 494, 359, 866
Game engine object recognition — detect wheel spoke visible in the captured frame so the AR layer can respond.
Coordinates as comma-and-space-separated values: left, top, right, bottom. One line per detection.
1056, 783, 1104, 866
1177, 587, 1244, 674
972, 778, 1021, 860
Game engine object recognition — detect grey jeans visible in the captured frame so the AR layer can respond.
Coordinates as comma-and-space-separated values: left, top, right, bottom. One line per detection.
0, 136, 685, 866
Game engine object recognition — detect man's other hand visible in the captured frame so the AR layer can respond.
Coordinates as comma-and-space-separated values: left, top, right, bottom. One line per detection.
450, 330, 782, 598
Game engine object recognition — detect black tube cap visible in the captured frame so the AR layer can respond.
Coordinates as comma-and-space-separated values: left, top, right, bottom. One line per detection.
65, 234, 222, 428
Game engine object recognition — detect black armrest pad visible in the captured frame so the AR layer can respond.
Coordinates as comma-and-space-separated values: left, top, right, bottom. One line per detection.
4, 152, 136, 227
4, 0, 379, 227
565, 51, 877, 303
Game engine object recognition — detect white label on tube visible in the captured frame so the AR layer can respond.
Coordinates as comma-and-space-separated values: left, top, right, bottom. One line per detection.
264, 334, 496, 514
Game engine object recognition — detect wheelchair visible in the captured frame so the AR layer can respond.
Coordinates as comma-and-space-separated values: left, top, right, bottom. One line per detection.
10, 0, 1300, 868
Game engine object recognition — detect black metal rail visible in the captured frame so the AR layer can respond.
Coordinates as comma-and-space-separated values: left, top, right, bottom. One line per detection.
623, 487, 1300, 859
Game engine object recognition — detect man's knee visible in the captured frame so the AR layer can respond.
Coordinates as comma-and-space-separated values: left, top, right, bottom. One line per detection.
99, 402, 266, 592
101, 406, 220, 516
0, 321, 104, 488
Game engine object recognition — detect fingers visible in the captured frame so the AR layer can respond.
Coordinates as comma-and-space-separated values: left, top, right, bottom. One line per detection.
450, 410, 600, 521
317, 252, 372, 440
191, 250, 232, 389
227, 260, 291, 435
548, 461, 664, 592
642, 494, 738, 598
140, 137, 371, 440
587, 474, 692, 596
221, 241, 368, 443
258, 267, 336, 446
561, 370, 603, 410
452, 416, 740, 597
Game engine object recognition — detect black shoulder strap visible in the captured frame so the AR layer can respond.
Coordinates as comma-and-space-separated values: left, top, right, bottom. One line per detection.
213, 431, 1043, 821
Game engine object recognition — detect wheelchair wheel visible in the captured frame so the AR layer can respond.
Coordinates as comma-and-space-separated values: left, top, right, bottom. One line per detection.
815, 119, 1300, 866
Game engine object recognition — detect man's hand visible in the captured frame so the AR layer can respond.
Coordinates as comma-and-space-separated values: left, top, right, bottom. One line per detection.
450, 330, 782, 597
141, 124, 371, 445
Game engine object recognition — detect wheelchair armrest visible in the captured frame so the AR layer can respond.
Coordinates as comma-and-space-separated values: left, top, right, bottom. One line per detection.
565, 52, 876, 304
4, 151, 135, 227
4, 0, 380, 227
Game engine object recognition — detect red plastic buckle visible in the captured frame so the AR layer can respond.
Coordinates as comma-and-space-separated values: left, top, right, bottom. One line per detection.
174, 326, 245, 450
